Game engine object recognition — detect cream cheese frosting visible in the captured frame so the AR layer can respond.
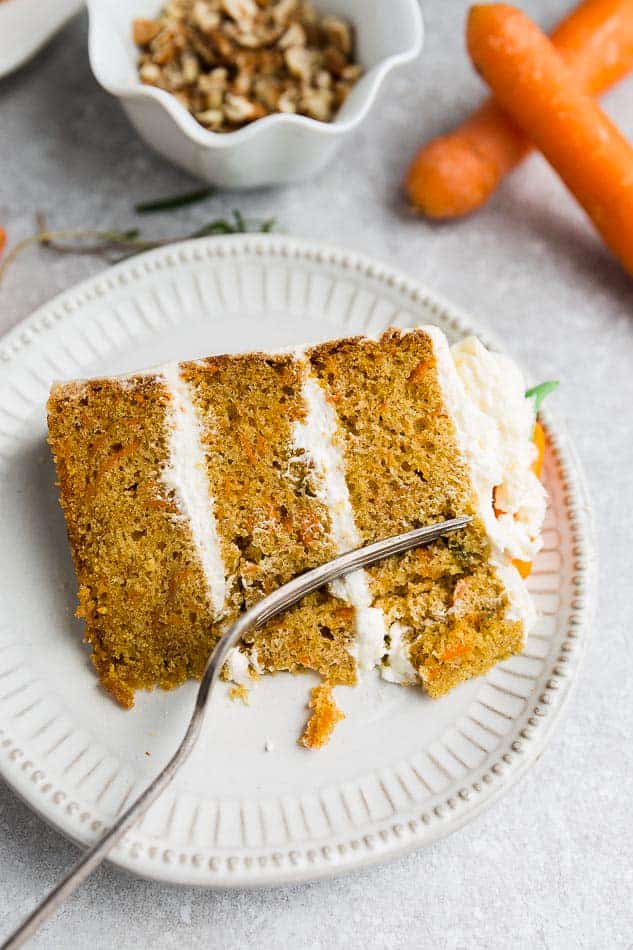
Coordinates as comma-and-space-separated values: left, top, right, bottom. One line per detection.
381, 621, 419, 686
160, 362, 227, 619
425, 326, 540, 629
225, 646, 252, 687
292, 364, 388, 672
451, 336, 546, 562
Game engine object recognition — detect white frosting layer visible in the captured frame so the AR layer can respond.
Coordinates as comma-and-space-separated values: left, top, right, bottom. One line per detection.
292, 367, 388, 671
226, 647, 252, 687
161, 362, 226, 618
492, 553, 536, 627
424, 326, 540, 636
451, 336, 546, 562
381, 622, 418, 686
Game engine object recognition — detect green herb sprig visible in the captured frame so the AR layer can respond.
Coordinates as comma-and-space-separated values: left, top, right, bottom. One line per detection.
525, 380, 559, 415
0, 211, 276, 288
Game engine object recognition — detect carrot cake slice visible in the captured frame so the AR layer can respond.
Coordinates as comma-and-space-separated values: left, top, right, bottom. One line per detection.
47, 327, 546, 743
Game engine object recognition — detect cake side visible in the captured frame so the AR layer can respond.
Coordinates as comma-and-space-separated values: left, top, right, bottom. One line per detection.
47, 375, 219, 707
180, 351, 357, 687
306, 327, 527, 697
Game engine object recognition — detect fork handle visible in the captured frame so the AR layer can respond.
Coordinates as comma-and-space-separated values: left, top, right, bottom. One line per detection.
0, 721, 201, 950
2, 516, 470, 948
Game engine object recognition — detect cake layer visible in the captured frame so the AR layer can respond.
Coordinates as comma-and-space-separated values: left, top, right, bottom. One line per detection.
307, 328, 523, 696
47, 376, 215, 707
180, 352, 356, 686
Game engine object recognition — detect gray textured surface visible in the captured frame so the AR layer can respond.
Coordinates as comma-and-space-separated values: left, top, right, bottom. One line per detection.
0, 2, 631, 947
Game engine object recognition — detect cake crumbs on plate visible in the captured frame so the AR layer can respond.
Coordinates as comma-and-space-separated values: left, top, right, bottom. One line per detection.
299, 682, 344, 749
229, 684, 250, 704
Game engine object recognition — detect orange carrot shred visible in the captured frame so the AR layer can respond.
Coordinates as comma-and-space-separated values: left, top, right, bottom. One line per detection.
441, 642, 471, 663
532, 421, 546, 480
513, 559, 533, 579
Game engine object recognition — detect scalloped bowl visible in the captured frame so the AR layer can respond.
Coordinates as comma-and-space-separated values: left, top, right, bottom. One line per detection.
87, 0, 424, 188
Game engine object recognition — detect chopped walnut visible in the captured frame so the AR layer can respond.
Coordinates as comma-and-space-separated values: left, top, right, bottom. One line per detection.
277, 88, 297, 113
284, 44, 314, 82
278, 21, 306, 49
224, 92, 266, 123
253, 75, 282, 110
272, 0, 298, 25
222, 0, 258, 21
132, 0, 362, 132
132, 18, 162, 46
192, 2, 221, 33
314, 68, 331, 89
196, 107, 225, 129
181, 51, 200, 83
139, 61, 163, 85
299, 86, 333, 121
321, 15, 351, 54
198, 67, 228, 106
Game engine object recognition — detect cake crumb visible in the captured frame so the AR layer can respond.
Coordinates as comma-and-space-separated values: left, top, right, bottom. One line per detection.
264, 738, 275, 753
229, 684, 250, 705
299, 682, 344, 749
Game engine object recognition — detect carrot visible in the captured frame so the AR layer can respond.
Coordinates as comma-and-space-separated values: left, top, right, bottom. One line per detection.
513, 559, 533, 580
440, 642, 471, 662
405, 0, 633, 219
466, 4, 633, 276
0, 227, 6, 258
531, 420, 546, 481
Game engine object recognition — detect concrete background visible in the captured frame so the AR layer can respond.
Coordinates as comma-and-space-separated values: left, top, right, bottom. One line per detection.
1, 1, 631, 947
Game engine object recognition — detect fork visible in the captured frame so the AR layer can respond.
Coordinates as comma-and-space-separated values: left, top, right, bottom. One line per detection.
1, 516, 470, 949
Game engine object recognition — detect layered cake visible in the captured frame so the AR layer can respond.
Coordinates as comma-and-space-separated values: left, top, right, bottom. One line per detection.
47, 327, 546, 746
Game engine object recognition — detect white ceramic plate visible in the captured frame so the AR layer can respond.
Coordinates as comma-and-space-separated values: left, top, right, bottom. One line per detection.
0, 237, 596, 887
0, 0, 83, 80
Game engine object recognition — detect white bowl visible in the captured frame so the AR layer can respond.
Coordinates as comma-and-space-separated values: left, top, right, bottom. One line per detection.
0, 0, 83, 79
86, 0, 423, 188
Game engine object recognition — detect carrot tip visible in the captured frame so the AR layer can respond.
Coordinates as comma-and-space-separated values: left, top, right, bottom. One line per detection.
405, 135, 500, 219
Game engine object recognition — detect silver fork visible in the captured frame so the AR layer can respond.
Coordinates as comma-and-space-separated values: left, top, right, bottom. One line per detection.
2, 516, 470, 949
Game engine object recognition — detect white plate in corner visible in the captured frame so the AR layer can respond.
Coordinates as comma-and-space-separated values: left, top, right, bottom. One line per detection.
0, 0, 83, 80
0, 236, 596, 887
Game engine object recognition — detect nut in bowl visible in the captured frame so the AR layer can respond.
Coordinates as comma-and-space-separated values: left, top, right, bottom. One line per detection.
87, 0, 424, 188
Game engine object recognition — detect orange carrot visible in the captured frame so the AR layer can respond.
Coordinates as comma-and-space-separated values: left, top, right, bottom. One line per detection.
513, 559, 533, 580
0, 227, 6, 258
466, 3, 633, 276
531, 421, 546, 481
441, 642, 471, 662
405, 0, 633, 219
